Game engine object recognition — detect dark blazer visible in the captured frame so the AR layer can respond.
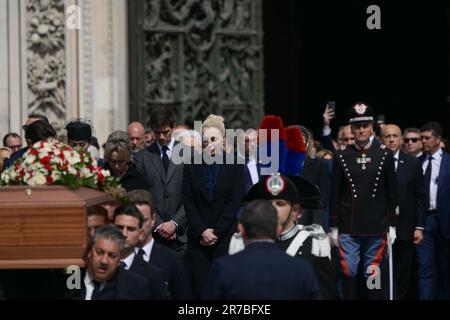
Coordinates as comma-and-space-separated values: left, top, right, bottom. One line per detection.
396, 151, 427, 240
299, 157, 329, 226
3, 147, 28, 169
129, 255, 170, 300
149, 242, 192, 299
421, 151, 450, 238
104, 162, 150, 192
134, 142, 187, 246
183, 158, 245, 239
203, 242, 321, 300
66, 268, 150, 300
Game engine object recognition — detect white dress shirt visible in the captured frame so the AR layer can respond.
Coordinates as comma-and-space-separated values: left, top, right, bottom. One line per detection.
84, 271, 105, 300
394, 150, 400, 172
422, 148, 442, 210
136, 239, 155, 263
157, 138, 175, 160
121, 252, 135, 270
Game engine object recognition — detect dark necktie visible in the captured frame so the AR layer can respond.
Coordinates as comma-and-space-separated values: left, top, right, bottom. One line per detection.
162, 145, 169, 174
424, 156, 433, 207
134, 248, 146, 265
91, 280, 102, 300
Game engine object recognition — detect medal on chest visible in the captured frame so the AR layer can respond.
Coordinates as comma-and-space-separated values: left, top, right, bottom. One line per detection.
356, 152, 371, 170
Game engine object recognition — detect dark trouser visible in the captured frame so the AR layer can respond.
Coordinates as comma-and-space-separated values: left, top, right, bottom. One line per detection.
416, 214, 450, 300
186, 235, 231, 299
393, 238, 416, 300
338, 234, 387, 300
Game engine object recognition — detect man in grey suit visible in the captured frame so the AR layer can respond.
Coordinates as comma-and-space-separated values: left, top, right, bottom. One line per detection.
134, 107, 187, 253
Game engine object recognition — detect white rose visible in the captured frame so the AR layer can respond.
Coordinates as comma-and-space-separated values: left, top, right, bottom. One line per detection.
101, 169, 111, 177
51, 171, 61, 182
28, 174, 46, 186
64, 151, 81, 165
24, 155, 35, 165
1, 171, 10, 184
80, 168, 92, 177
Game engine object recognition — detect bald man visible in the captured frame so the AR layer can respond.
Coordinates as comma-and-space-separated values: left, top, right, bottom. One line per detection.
381, 124, 426, 299
128, 122, 146, 153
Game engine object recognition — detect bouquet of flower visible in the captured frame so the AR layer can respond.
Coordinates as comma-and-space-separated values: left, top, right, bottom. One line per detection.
0, 138, 119, 191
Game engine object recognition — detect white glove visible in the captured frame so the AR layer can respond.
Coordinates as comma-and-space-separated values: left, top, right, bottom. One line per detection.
389, 226, 397, 246
228, 232, 245, 255
329, 227, 339, 247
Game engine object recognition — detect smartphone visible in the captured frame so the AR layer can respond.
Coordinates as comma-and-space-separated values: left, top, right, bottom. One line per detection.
327, 101, 336, 113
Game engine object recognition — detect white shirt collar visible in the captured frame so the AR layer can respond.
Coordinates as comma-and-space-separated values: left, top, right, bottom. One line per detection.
121, 252, 135, 270
394, 150, 400, 159
84, 270, 105, 300
430, 148, 442, 160
157, 138, 175, 152
137, 238, 155, 262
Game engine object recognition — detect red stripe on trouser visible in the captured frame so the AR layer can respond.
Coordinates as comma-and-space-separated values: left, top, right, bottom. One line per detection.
370, 235, 387, 275
338, 236, 351, 278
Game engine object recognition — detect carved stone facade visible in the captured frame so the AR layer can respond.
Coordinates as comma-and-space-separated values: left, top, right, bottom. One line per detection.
129, 0, 264, 129
25, 0, 67, 130
1, 0, 262, 144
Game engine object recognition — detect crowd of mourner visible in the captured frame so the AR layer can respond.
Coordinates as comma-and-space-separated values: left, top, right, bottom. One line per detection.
0, 102, 449, 300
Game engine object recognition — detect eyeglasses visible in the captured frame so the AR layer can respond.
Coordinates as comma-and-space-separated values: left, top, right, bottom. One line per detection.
404, 138, 419, 143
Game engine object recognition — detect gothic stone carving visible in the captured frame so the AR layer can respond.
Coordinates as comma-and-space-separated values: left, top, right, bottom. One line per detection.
26, 0, 66, 129
131, 0, 263, 129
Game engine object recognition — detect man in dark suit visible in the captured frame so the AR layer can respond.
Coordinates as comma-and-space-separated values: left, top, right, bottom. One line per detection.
128, 189, 192, 299
66, 225, 150, 300
381, 124, 426, 299
134, 107, 187, 253
113, 204, 169, 300
417, 122, 450, 299
203, 199, 320, 300
236, 128, 260, 192
4, 114, 50, 170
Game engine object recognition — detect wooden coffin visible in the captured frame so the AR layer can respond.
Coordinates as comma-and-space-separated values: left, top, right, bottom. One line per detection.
0, 186, 111, 269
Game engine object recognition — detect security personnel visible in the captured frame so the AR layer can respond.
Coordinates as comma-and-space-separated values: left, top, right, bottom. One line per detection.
229, 173, 338, 299
329, 102, 398, 300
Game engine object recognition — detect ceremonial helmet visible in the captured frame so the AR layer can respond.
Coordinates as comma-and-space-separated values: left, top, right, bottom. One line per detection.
346, 101, 376, 124
245, 173, 324, 209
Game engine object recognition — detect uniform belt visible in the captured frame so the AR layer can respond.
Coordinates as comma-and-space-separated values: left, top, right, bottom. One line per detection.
427, 209, 437, 215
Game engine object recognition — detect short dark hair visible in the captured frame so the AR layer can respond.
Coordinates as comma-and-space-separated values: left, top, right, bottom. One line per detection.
87, 205, 109, 222
25, 120, 56, 144
127, 189, 154, 214
149, 106, 175, 129
403, 127, 421, 137
113, 204, 144, 228
90, 224, 125, 252
28, 114, 49, 123
420, 121, 443, 138
3, 132, 21, 147
239, 199, 278, 240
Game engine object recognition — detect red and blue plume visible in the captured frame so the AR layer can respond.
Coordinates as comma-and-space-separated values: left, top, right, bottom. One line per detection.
258, 115, 286, 175
282, 126, 307, 176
